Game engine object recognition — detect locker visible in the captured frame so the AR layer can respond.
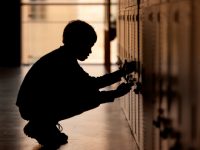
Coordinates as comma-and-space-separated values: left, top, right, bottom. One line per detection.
148, 0, 160, 7
133, 0, 138, 7
151, 5, 161, 150
131, 8, 136, 139
121, 11, 125, 62
128, 9, 133, 131
143, 0, 148, 4
138, 7, 144, 150
167, 2, 180, 149
119, 12, 123, 61
167, 1, 192, 149
178, 1, 193, 149
127, 0, 129, 8
192, 1, 200, 149
120, 10, 125, 109
129, 0, 132, 7
142, 6, 155, 150
124, 10, 130, 121
117, 12, 120, 60
117, 1, 200, 150
132, 7, 140, 146
159, 3, 169, 150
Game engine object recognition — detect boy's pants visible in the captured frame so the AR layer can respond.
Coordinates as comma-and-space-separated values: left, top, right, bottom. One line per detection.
19, 100, 101, 123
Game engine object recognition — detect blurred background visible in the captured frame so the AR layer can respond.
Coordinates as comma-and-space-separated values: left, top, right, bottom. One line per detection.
21, 0, 118, 66
0, 0, 199, 150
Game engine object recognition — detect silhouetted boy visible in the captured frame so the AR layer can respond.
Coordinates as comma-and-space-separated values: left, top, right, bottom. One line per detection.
16, 20, 135, 149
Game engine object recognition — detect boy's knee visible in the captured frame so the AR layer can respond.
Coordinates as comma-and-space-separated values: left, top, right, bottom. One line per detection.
19, 107, 31, 121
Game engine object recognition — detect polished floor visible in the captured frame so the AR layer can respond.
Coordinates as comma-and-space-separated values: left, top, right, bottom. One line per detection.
0, 64, 138, 150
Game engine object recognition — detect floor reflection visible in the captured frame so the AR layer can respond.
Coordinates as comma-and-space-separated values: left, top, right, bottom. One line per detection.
32, 145, 43, 150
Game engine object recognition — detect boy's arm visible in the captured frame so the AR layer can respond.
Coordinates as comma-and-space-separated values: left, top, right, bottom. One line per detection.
87, 69, 126, 89
96, 90, 116, 103
97, 82, 133, 103
77, 62, 126, 89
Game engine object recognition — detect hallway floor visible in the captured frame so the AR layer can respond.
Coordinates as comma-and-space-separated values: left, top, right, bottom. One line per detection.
0, 64, 138, 150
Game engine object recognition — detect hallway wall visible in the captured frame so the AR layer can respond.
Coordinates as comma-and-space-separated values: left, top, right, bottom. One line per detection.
0, 0, 21, 66
116, 0, 200, 149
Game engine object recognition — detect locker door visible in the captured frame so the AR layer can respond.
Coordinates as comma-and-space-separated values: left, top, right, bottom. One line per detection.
193, 1, 200, 149
133, 7, 140, 145
125, 0, 128, 9
118, 0, 119, 10
119, 11, 122, 62
122, 0, 125, 9
159, 3, 169, 150
142, 6, 155, 150
167, 2, 179, 149
123, 10, 130, 122
167, 2, 183, 149
117, 12, 120, 61
128, 9, 134, 132
131, 8, 136, 139
139, 7, 144, 150
143, 0, 148, 4
133, 0, 137, 6
178, 1, 193, 149
128, 0, 132, 7
120, 11, 125, 107
120, 11, 124, 62
122, 10, 125, 112
152, 5, 161, 150
127, 10, 132, 126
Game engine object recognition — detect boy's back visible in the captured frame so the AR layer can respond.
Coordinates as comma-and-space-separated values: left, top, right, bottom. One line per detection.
16, 46, 80, 108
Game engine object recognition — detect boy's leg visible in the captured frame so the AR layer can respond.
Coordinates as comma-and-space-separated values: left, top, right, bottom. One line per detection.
22, 106, 68, 147
19, 97, 102, 122
19, 107, 31, 121
55, 99, 101, 122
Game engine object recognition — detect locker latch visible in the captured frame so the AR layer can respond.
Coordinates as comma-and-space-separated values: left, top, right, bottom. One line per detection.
124, 74, 136, 85
153, 116, 180, 140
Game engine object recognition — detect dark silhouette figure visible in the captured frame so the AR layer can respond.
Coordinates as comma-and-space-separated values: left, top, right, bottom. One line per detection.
16, 20, 135, 149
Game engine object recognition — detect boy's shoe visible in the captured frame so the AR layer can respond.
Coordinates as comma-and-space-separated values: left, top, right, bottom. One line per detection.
55, 123, 68, 145
56, 123, 68, 142
24, 121, 68, 146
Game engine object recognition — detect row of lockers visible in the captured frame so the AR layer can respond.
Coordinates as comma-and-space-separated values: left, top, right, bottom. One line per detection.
116, 0, 200, 150
118, 0, 195, 10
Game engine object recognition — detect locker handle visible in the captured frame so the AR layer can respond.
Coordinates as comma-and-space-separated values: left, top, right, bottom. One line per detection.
136, 14, 139, 22
153, 116, 180, 139
132, 15, 135, 22
174, 11, 179, 23
148, 13, 153, 22
157, 12, 160, 22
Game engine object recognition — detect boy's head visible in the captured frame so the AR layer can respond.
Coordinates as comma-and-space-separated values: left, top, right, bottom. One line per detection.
62, 20, 97, 61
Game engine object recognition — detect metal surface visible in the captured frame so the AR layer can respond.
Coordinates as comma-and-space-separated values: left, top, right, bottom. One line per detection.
117, 0, 199, 149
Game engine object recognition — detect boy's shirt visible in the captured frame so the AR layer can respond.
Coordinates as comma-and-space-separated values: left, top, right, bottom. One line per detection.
16, 46, 123, 110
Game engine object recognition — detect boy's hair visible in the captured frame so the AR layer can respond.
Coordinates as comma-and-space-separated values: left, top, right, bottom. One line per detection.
62, 20, 97, 46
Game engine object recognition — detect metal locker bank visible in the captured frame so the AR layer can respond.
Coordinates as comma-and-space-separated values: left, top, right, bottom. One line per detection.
116, 0, 200, 149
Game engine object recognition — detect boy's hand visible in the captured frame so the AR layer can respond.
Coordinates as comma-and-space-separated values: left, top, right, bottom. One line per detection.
114, 82, 134, 98
122, 60, 136, 75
